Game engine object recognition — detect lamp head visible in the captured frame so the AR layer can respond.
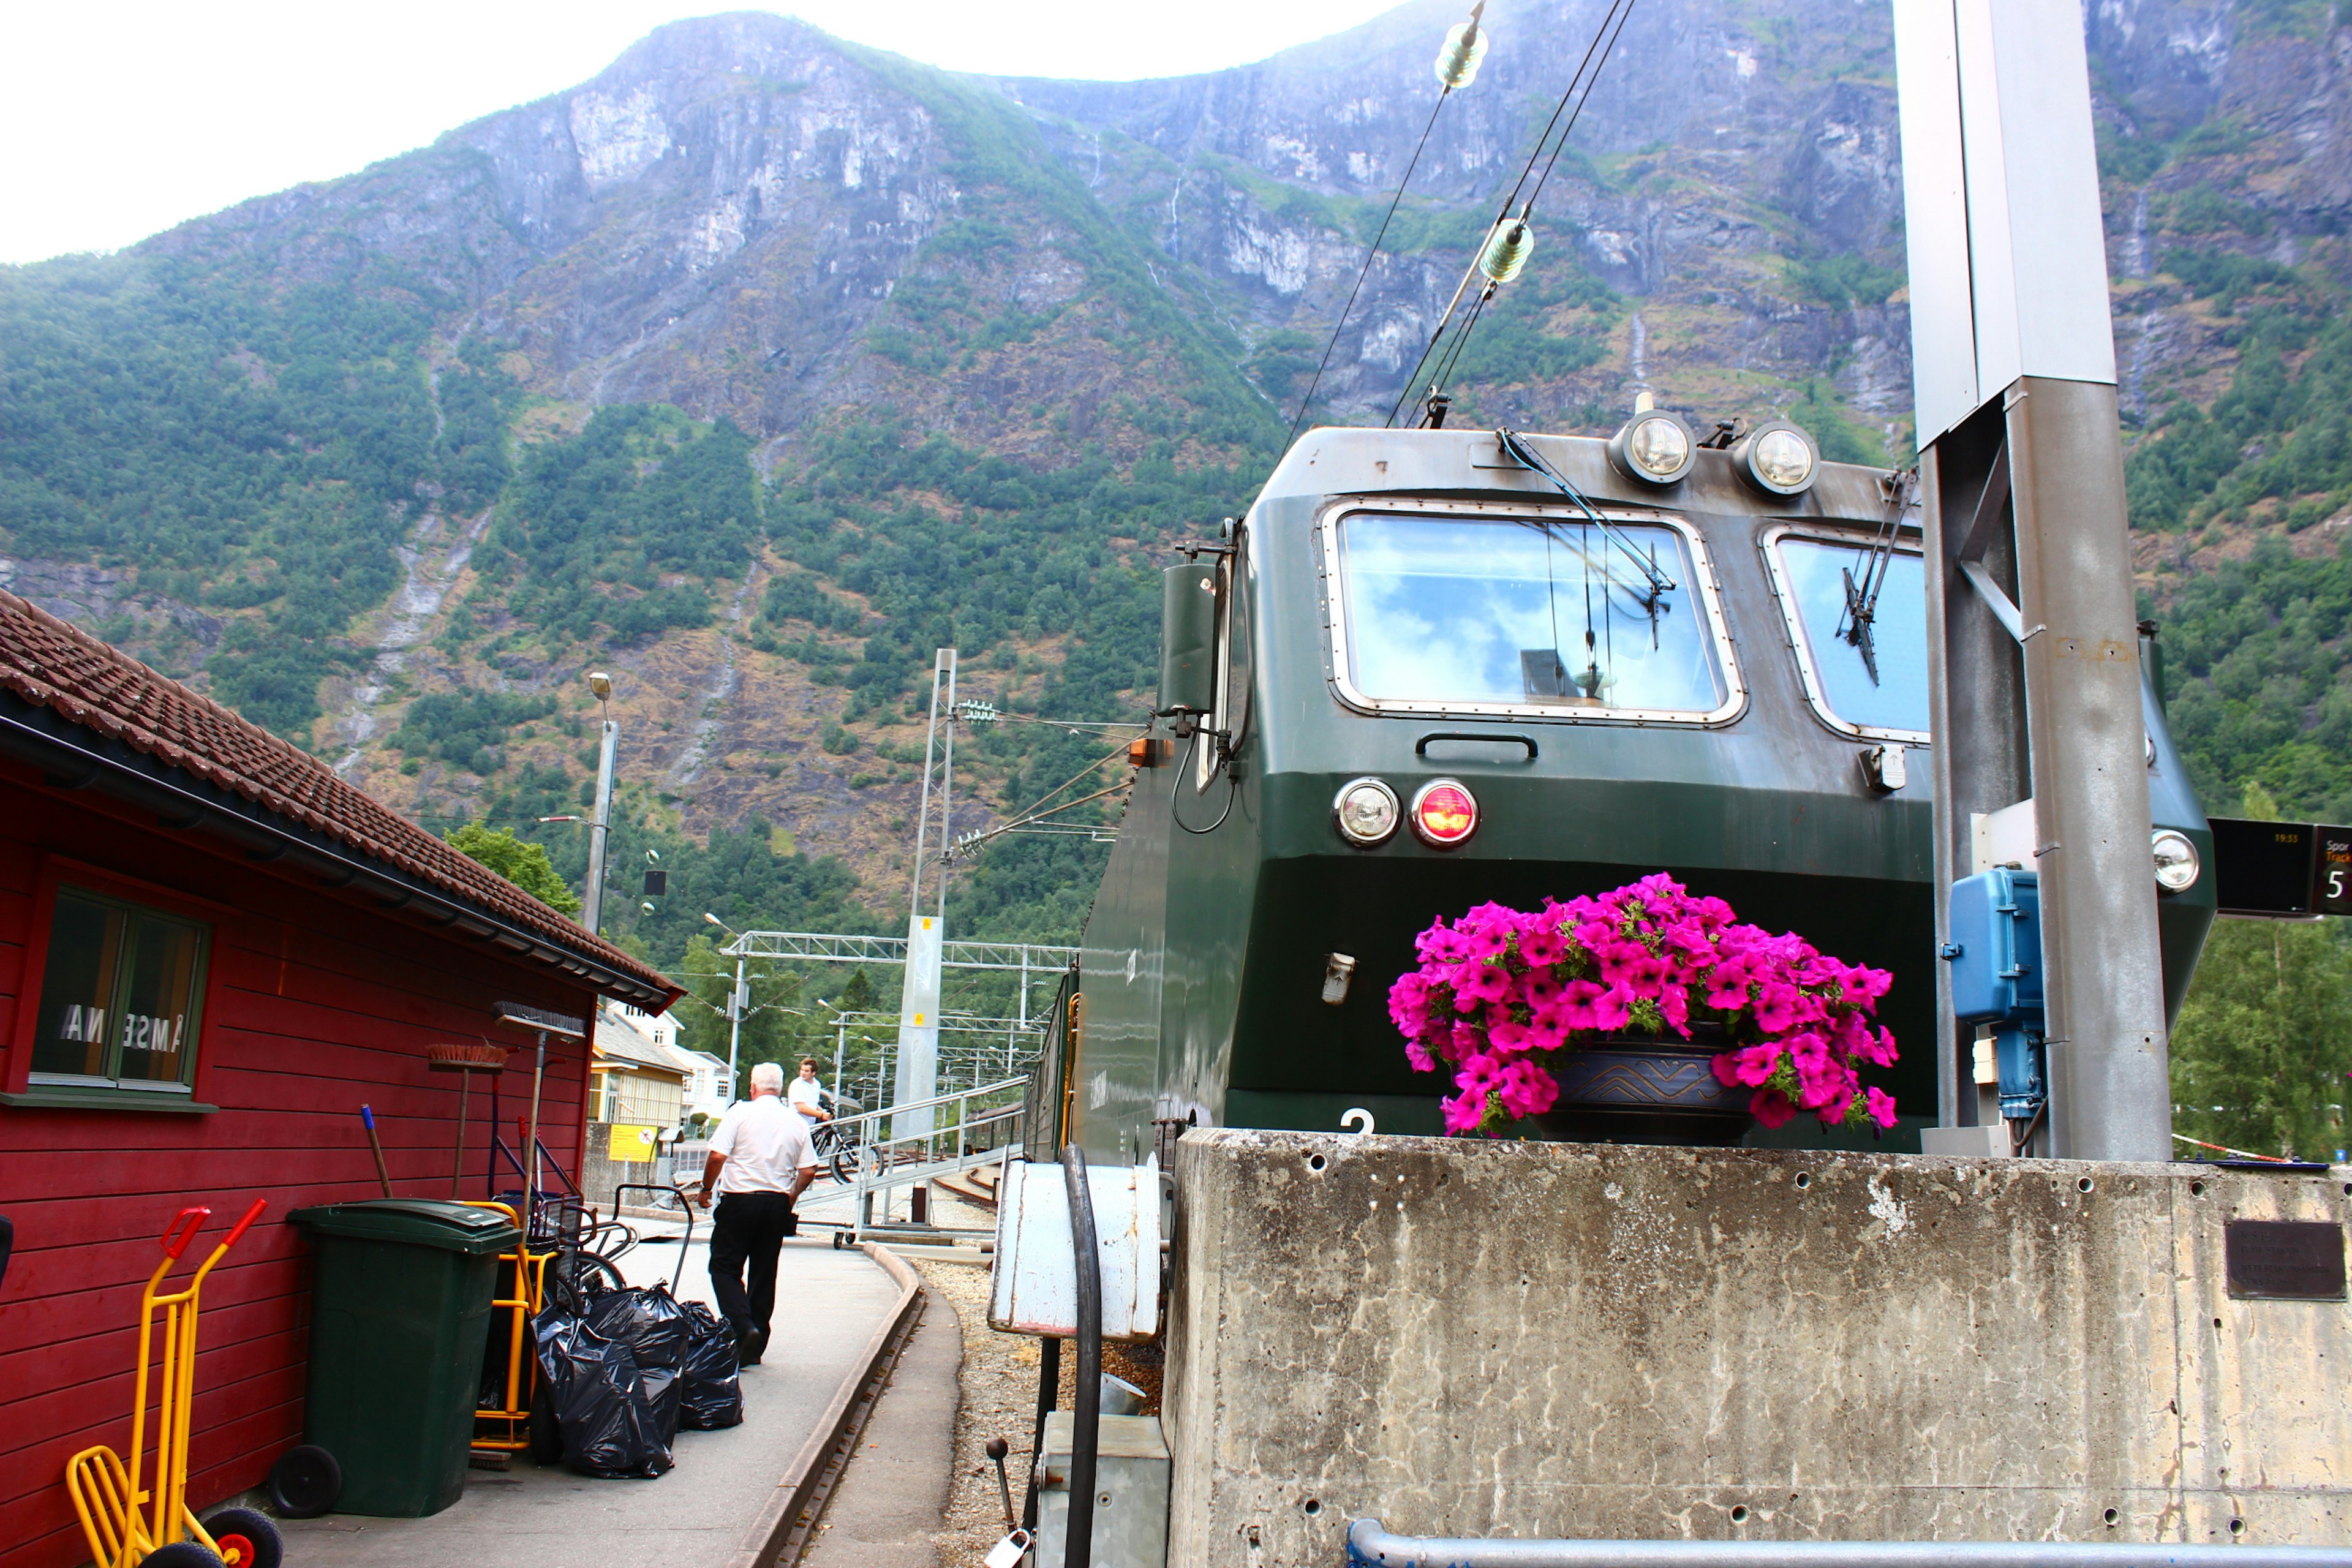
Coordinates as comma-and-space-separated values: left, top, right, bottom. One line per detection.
588, 670, 613, 701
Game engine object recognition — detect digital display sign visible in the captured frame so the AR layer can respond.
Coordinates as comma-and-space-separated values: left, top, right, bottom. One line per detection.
2207, 816, 2352, 917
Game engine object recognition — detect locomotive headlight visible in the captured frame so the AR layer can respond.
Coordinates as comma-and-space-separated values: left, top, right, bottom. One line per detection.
1732, 421, 1819, 496
1608, 410, 1695, 484
1333, 777, 1401, 846
1410, 779, 1480, 847
2152, 828, 2201, 893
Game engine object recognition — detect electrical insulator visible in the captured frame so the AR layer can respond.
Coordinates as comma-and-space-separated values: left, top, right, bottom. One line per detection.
1434, 12, 1488, 91
955, 700, 1000, 724
1477, 216, 1535, 284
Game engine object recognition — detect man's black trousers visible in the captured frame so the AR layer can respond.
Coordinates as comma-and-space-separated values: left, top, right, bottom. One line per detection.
708, 1189, 796, 1341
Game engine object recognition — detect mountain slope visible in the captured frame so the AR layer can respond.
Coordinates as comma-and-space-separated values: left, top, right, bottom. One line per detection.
6, 0, 2352, 972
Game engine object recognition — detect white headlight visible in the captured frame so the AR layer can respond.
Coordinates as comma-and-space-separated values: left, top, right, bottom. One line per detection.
1333, 777, 1400, 846
1733, 421, 1819, 496
2152, 828, 2200, 893
1608, 410, 1695, 484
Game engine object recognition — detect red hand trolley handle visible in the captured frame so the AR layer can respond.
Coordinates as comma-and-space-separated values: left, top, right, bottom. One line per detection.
221, 1199, 268, 1250
159, 1208, 211, 1261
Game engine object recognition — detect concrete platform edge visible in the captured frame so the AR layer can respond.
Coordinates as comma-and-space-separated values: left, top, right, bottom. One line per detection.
726, 1242, 925, 1568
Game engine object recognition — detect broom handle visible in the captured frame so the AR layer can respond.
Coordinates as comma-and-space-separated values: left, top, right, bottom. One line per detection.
361, 1105, 393, 1197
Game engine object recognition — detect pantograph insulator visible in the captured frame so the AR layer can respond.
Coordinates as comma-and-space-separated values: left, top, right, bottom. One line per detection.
1477, 216, 1535, 285
1434, 9, 1490, 91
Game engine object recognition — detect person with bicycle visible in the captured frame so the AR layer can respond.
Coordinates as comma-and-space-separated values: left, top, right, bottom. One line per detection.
786, 1057, 831, 1126
698, 1061, 815, 1365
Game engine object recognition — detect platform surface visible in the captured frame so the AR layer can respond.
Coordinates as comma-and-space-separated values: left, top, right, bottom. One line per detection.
279, 1218, 902, 1566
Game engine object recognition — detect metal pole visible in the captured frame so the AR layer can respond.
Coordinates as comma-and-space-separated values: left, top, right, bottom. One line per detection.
583, 718, 618, 936
1896, 0, 2170, 1159
2010, 380, 2169, 1159
725, 952, 745, 1109
1341, 1519, 2352, 1568
527, 1028, 547, 1202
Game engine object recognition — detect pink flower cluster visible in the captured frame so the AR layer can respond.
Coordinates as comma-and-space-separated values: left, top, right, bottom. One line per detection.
1387, 875, 1900, 1137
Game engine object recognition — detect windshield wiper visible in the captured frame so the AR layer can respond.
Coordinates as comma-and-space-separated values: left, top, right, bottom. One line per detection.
1838, 467, 1916, 688
1493, 428, 1678, 605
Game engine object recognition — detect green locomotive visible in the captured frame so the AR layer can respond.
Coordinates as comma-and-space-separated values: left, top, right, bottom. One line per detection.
1036, 417, 2214, 1161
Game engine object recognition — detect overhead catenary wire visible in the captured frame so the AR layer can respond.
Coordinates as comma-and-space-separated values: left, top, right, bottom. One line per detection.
1280, 3, 1490, 452
1386, 0, 1643, 427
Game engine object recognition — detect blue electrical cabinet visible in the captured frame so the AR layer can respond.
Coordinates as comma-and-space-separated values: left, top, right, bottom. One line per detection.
1945, 868, 2046, 1121
1947, 868, 2041, 1023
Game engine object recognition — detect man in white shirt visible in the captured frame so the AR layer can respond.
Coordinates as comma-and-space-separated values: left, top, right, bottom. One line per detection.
698, 1060, 816, 1363
786, 1058, 831, 1125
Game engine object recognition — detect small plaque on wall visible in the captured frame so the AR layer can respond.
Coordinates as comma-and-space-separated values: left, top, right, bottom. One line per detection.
2225, 1219, 2347, 1300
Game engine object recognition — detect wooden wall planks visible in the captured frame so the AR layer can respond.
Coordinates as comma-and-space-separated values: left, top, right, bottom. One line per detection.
0, 771, 614, 1568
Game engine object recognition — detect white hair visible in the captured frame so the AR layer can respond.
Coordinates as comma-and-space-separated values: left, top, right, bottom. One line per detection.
749, 1061, 786, 1093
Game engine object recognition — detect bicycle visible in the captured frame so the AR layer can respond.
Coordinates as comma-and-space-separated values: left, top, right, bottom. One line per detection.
808, 1092, 869, 1185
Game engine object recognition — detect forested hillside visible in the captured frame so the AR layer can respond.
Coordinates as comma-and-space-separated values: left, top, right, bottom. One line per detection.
8, 0, 2352, 1150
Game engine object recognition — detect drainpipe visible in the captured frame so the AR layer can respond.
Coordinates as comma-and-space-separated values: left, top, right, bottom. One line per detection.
1345, 1519, 2352, 1568
1061, 1144, 1102, 1568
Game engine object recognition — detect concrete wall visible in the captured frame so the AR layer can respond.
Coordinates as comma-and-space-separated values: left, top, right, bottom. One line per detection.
1164, 1129, 2352, 1564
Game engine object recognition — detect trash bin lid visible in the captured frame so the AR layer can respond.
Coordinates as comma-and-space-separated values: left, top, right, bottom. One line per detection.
289, 1199, 521, 1254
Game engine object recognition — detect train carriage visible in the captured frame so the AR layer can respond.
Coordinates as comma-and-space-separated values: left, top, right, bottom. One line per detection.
1047, 418, 2215, 1162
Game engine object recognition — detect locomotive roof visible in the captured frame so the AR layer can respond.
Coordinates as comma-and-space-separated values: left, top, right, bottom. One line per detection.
1257, 426, 1899, 522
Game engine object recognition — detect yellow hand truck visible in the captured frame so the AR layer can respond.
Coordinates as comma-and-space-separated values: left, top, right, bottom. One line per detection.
461, 1199, 557, 1461
66, 1200, 283, 1568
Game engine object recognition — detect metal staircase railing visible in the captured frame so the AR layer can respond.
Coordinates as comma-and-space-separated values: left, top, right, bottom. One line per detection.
829, 1075, 1027, 1245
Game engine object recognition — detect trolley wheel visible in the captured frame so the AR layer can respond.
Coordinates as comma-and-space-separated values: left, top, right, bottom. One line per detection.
529, 1371, 564, 1465
268, 1442, 342, 1519
546, 1250, 627, 1316
142, 1545, 224, 1567
832, 1229, 847, 1250
201, 1507, 283, 1568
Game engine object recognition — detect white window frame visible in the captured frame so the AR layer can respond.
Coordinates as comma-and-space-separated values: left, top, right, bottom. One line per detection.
1758, 521, 1933, 745
1316, 495, 1749, 728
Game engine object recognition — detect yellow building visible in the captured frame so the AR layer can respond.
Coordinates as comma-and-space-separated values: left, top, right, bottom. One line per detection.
592, 1001, 690, 1131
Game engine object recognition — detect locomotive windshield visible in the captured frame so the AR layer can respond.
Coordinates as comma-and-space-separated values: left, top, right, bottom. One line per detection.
1769, 532, 1929, 738
1335, 510, 1728, 717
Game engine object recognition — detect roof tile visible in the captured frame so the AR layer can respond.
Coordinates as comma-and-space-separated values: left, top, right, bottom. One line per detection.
0, 589, 676, 1004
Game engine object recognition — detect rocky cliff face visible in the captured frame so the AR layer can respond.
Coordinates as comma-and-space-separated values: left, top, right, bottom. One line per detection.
5, 0, 2345, 931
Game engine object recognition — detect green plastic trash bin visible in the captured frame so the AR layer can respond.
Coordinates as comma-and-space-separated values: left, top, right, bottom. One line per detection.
290, 1199, 521, 1517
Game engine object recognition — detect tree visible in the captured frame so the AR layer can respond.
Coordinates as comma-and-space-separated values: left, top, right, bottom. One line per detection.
2170, 786, 2352, 1160
445, 820, 582, 915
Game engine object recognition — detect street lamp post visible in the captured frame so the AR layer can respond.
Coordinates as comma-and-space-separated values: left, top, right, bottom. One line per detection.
583, 671, 618, 936
705, 913, 746, 1106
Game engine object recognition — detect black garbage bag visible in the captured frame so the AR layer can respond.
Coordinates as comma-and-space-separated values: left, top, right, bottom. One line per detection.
676, 1300, 744, 1431
584, 1284, 692, 1370
533, 1310, 674, 1479
640, 1363, 684, 1446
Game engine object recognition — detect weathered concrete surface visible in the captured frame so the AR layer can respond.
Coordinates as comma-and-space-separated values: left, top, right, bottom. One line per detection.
1164, 1130, 2352, 1564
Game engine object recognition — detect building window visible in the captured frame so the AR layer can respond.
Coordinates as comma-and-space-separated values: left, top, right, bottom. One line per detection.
29, 886, 210, 1095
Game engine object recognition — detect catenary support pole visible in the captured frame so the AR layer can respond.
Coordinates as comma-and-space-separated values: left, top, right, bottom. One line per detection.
725, 951, 745, 1107
583, 718, 618, 937
1894, 0, 2171, 1158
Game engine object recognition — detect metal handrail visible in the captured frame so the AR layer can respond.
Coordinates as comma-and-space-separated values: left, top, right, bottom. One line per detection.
836, 1074, 1027, 1240
827, 1076, 1028, 1135
1345, 1520, 2352, 1568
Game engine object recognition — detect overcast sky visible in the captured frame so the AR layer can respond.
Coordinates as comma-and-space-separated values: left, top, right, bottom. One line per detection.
0, 0, 1401, 266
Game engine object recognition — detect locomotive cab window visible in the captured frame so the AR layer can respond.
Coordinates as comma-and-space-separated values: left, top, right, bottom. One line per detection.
1765, 527, 1929, 741
28, 886, 211, 1096
1329, 506, 1740, 722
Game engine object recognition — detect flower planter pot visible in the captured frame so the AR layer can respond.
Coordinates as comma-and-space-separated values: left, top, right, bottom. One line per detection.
1532, 1031, 1754, 1147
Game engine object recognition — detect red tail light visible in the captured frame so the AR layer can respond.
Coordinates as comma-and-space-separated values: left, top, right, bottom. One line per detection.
1410, 780, 1478, 846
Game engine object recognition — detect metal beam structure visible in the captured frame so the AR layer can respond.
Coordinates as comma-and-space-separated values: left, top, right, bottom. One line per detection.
721, 930, 1078, 974
1896, 0, 2171, 1158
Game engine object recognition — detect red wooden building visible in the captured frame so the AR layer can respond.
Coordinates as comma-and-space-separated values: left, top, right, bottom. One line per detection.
0, 594, 681, 1567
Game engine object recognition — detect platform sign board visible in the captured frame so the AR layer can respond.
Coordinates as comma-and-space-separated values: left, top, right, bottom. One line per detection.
2320, 826, 2352, 915
2225, 1219, 2346, 1300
